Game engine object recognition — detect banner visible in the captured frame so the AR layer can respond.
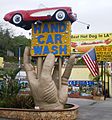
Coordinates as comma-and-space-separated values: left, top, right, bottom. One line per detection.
71, 33, 112, 53
31, 21, 71, 56
71, 33, 112, 41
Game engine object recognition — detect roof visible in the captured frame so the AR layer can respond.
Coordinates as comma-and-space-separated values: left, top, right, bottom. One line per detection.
15, 70, 27, 79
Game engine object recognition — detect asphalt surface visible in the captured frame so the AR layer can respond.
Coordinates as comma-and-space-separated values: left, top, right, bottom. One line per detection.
67, 97, 112, 120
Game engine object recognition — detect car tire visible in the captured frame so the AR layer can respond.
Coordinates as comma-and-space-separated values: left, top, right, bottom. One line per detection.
12, 13, 23, 25
55, 10, 67, 21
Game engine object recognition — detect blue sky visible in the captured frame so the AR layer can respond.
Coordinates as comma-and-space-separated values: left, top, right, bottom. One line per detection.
0, 0, 112, 38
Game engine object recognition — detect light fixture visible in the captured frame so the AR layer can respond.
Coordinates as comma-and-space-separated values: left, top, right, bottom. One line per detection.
76, 20, 90, 29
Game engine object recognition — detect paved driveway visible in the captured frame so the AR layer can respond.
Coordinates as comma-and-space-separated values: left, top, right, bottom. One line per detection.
67, 98, 112, 120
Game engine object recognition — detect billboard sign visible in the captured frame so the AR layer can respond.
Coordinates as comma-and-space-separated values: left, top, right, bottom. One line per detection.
95, 45, 112, 62
31, 21, 71, 56
71, 33, 112, 53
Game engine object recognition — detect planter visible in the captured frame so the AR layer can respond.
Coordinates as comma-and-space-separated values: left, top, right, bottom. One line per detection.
0, 104, 79, 120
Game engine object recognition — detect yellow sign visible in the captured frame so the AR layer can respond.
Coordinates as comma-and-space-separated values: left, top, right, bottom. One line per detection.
71, 33, 112, 53
0, 57, 4, 68
31, 21, 71, 56
71, 33, 112, 41
95, 46, 112, 62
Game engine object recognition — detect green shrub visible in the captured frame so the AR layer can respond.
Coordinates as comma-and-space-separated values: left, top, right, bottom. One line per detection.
0, 95, 35, 109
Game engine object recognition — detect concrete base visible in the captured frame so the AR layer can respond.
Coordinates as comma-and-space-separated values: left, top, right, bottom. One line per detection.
0, 104, 79, 120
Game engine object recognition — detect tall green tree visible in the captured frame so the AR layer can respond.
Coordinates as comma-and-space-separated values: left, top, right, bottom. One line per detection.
0, 24, 31, 60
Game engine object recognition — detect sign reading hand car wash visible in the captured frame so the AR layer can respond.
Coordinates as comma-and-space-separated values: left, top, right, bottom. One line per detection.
31, 21, 71, 56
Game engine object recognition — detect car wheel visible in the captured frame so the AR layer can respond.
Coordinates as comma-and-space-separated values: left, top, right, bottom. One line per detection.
55, 10, 67, 21
12, 14, 23, 25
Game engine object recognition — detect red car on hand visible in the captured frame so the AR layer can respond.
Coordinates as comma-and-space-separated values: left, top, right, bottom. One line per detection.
4, 7, 77, 30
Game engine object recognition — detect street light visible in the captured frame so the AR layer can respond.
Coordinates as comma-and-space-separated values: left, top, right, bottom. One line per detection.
18, 44, 23, 68
76, 20, 90, 29
18, 44, 23, 84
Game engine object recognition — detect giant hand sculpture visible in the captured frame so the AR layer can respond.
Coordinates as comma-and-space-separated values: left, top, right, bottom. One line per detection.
23, 47, 75, 110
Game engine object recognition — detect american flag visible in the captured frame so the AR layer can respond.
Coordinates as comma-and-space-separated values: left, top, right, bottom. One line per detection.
82, 48, 99, 77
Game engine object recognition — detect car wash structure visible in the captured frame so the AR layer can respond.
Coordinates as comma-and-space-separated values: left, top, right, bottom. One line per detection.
3, 6, 77, 93
30, 7, 77, 89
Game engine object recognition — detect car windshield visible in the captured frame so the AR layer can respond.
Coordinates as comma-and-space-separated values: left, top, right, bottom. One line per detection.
38, 4, 47, 9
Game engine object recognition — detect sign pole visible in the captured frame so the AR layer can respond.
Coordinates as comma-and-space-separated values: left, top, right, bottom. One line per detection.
104, 62, 106, 100
37, 57, 43, 79
59, 57, 62, 90
111, 63, 112, 97
100, 61, 103, 96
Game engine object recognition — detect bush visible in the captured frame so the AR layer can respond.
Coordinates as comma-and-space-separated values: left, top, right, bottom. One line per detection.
0, 95, 35, 109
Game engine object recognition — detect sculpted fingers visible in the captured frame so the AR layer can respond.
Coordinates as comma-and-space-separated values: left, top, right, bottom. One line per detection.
61, 55, 75, 84
59, 55, 75, 104
24, 47, 30, 64
52, 63, 60, 89
23, 47, 34, 71
41, 53, 55, 77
